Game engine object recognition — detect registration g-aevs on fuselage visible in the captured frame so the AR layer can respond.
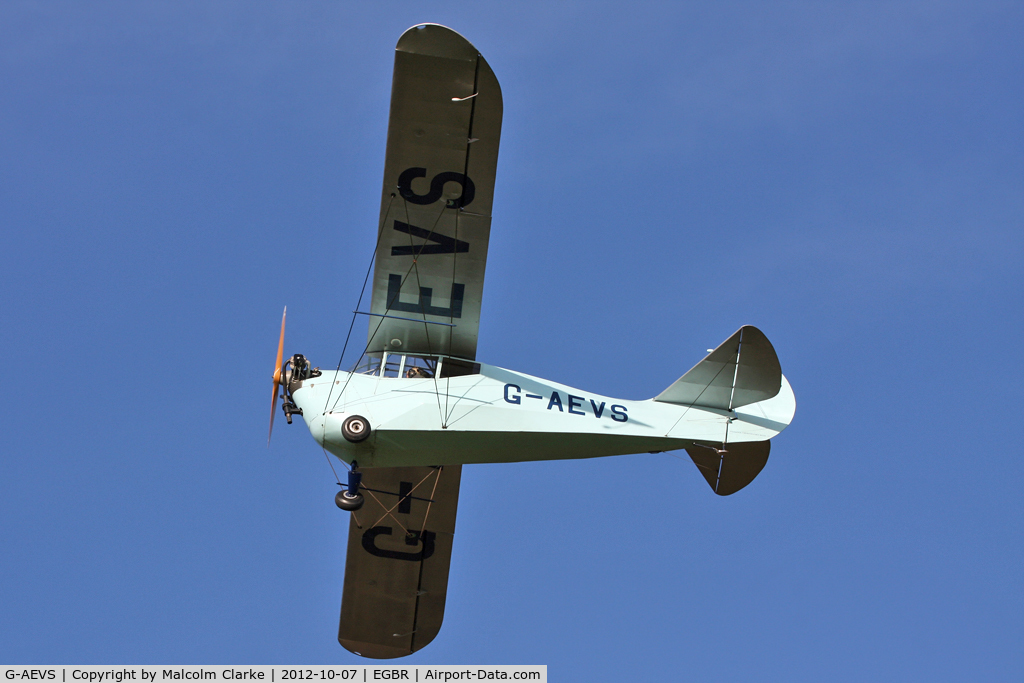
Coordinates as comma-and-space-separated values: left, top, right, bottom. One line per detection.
290, 350, 795, 469
267, 24, 796, 660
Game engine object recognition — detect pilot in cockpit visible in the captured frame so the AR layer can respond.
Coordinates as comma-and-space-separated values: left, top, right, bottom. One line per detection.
405, 366, 432, 379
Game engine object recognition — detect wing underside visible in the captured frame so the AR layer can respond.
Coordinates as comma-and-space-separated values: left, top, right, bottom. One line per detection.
339, 465, 462, 658
366, 24, 503, 362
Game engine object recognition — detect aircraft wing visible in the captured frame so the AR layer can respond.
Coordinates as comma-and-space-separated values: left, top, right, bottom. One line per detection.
338, 465, 462, 658
366, 24, 502, 361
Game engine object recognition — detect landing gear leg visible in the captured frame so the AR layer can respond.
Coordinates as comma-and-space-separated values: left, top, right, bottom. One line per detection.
335, 464, 364, 511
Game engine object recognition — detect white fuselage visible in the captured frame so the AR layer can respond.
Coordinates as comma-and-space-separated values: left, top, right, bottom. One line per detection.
290, 358, 795, 468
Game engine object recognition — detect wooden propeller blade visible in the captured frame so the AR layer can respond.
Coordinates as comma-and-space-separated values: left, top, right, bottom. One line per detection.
268, 306, 286, 445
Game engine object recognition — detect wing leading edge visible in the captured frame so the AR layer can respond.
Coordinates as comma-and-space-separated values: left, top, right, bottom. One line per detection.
366, 24, 503, 362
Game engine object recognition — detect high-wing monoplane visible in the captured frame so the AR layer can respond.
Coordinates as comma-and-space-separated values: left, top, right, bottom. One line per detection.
268, 24, 796, 659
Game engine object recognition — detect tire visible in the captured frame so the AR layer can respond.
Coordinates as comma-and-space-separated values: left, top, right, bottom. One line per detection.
341, 415, 371, 443
335, 490, 364, 511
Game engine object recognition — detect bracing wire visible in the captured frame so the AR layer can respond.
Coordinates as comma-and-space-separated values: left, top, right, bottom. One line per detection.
328, 199, 451, 415
663, 348, 740, 439
443, 55, 482, 426
321, 194, 395, 415
326, 68, 483, 425
401, 193, 447, 428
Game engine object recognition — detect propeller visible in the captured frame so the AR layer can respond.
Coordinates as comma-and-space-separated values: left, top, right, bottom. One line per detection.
268, 306, 286, 445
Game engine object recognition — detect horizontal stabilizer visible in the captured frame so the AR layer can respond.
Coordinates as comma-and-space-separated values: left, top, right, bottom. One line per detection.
686, 440, 770, 496
655, 326, 781, 410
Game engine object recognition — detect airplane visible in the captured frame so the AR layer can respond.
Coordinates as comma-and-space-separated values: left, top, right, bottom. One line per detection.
267, 23, 796, 660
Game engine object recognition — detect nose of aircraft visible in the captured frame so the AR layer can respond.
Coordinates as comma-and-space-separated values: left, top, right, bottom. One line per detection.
289, 395, 363, 464
304, 412, 328, 446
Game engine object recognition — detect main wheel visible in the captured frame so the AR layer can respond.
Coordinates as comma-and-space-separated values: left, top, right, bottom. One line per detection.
335, 489, 364, 511
341, 415, 371, 442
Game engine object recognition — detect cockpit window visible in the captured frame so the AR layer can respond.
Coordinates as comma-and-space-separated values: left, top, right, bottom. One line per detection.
350, 353, 475, 379
403, 355, 437, 378
352, 353, 382, 376
438, 357, 480, 378
381, 353, 403, 378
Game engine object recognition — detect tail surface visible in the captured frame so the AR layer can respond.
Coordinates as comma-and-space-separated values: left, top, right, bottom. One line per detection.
655, 325, 781, 410
659, 326, 790, 495
686, 440, 770, 496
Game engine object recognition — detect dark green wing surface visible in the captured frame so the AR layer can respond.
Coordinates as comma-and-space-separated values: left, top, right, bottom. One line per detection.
366, 24, 502, 361
338, 465, 462, 658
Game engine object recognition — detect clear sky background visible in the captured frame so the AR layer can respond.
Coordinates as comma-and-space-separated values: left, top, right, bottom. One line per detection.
1, 1, 1021, 679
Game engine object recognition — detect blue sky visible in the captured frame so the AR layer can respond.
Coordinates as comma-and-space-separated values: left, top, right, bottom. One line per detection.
1, 1, 1021, 679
